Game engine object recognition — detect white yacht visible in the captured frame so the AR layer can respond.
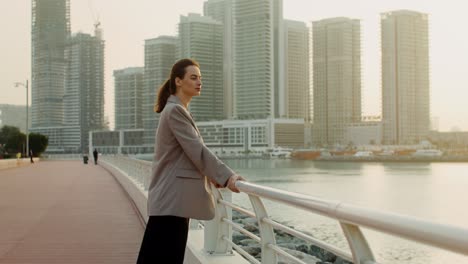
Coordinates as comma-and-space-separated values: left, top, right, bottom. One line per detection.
354, 151, 373, 157
412, 149, 443, 157
266, 147, 292, 158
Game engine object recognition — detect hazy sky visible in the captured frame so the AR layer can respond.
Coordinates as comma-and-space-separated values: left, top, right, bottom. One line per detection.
1, 0, 467, 131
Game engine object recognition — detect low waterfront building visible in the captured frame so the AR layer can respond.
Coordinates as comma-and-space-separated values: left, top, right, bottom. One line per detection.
196, 118, 307, 154
428, 131, 468, 150
90, 129, 145, 154
344, 119, 383, 146
89, 119, 309, 155
28, 126, 66, 153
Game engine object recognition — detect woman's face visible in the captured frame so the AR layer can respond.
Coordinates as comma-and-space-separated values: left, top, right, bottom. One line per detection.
176, 65, 202, 97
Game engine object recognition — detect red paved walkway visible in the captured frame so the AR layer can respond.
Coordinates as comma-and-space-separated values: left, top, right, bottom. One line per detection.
0, 161, 145, 264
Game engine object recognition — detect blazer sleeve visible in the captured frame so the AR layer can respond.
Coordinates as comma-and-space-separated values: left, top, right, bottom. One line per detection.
168, 105, 235, 186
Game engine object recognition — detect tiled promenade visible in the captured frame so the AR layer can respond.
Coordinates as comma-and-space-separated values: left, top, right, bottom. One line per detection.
0, 161, 145, 264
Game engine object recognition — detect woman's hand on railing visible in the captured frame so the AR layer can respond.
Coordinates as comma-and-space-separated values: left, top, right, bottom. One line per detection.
209, 177, 223, 188
226, 174, 245, 193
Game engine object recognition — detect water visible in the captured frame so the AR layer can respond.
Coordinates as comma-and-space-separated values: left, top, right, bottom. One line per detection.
222, 159, 468, 264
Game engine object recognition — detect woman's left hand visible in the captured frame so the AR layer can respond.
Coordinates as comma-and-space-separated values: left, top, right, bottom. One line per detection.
209, 178, 223, 188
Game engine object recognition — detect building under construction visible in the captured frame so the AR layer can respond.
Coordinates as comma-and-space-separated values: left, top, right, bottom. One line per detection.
31, 0, 70, 128
62, 30, 105, 153
31, 0, 106, 153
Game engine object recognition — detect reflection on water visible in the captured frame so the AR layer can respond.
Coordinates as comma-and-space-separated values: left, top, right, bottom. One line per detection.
382, 162, 432, 173
223, 158, 468, 264
312, 160, 364, 171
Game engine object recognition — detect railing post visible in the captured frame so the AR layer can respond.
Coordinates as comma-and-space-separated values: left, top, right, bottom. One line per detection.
125, 156, 130, 176
189, 219, 202, 230
143, 165, 151, 191
136, 161, 143, 185
249, 195, 277, 263
204, 187, 233, 255
340, 222, 376, 264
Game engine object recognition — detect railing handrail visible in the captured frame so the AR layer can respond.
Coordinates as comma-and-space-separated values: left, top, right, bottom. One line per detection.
97, 155, 468, 263
236, 181, 468, 257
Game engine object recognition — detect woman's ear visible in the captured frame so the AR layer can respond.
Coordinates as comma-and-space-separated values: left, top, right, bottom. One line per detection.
175, 77, 182, 87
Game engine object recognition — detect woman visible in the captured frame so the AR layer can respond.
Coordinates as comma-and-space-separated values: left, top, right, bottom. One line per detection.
137, 58, 245, 264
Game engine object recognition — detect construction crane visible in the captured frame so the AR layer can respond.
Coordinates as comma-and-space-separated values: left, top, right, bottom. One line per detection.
88, 0, 102, 38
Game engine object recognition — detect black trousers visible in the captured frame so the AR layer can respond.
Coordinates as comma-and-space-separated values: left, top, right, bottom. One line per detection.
136, 215, 189, 264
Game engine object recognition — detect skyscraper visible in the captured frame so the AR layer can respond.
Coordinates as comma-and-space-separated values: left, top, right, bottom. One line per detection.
381, 10, 430, 145
232, 0, 284, 120
31, 0, 70, 128
204, 0, 234, 119
142, 36, 177, 146
178, 13, 224, 121
284, 20, 310, 121
312, 17, 362, 147
63, 31, 105, 153
114, 67, 144, 130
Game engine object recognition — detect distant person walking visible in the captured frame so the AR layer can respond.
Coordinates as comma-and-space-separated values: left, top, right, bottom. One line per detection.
136, 59, 245, 264
29, 149, 34, 163
93, 149, 98, 165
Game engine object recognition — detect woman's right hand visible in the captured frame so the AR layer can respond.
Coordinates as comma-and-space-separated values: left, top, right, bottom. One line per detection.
226, 174, 245, 193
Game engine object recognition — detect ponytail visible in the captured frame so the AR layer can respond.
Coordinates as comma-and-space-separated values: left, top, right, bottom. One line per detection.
154, 79, 174, 113
153, 58, 200, 113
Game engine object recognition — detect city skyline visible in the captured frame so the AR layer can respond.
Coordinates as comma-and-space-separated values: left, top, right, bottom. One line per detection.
2, 0, 468, 131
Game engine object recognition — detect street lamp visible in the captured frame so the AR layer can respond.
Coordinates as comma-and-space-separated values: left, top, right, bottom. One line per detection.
14, 80, 29, 157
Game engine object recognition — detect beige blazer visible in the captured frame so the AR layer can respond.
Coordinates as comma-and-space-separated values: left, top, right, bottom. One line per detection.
148, 95, 235, 220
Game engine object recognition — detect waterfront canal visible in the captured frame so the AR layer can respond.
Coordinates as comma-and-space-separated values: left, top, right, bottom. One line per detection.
223, 159, 468, 264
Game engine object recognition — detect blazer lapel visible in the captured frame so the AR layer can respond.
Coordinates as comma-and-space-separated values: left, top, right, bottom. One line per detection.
188, 112, 202, 136
168, 95, 201, 137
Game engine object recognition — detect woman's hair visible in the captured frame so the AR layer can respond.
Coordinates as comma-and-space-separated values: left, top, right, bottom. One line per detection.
154, 58, 200, 113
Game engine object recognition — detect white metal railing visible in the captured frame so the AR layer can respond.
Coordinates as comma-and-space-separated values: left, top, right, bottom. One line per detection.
99, 155, 468, 264
209, 184, 355, 264
213, 181, 468, 264
42, 153, 83, 160
101, 155, 152, 191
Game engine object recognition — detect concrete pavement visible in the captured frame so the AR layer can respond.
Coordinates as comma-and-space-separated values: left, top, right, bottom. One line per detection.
0, 160, 145, 264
